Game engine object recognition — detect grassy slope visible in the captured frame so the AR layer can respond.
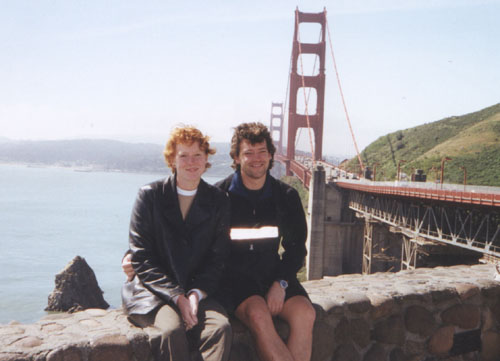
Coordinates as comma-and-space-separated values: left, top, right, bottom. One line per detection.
346, 103, 500, 186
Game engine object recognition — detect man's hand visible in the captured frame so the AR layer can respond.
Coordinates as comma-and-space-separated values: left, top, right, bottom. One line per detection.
177, 294, 198, 330
265, 281, 286, 316
122, 253, 135, 281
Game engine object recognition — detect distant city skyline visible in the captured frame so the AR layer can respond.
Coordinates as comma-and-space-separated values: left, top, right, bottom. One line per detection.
1, 0, 499, 156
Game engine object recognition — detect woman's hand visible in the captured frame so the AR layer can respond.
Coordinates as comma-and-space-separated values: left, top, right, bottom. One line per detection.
177, 294, 199, 330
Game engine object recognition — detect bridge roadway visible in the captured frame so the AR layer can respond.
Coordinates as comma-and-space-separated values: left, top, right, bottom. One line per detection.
337, 178, 500, 270
277, 155, 500, 269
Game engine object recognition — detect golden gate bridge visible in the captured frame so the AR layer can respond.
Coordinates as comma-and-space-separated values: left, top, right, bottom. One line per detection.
269, 8, 500, 273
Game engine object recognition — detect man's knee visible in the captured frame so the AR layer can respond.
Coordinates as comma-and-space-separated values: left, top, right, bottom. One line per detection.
284, 297, 316, 328
302, 302, 316, 326
239, 300, 273, 332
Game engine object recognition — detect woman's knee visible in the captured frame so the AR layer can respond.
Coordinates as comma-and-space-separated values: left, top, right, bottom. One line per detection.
154, 304, 184, 335
212, 317, 232, 341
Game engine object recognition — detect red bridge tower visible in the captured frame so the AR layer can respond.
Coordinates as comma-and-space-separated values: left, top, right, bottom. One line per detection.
286, 9, 326, 175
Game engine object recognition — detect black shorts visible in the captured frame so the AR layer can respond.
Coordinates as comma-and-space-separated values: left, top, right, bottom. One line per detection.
216, 277, 309, 314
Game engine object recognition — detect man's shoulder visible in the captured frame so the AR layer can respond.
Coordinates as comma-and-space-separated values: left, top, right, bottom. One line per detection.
270, 176, 299, 198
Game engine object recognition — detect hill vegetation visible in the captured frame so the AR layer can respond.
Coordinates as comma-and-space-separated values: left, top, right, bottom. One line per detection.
345, 103, 500, 186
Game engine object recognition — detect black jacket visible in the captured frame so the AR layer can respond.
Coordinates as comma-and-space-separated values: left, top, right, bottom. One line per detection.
216, 172, 307, 285
122, 176, 231, 315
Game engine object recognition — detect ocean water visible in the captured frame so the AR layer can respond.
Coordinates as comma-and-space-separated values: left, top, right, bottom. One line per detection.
0, 164, 225, 324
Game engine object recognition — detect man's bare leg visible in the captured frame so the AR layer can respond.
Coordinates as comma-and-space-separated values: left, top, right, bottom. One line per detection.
279, 296, 316, 361
235, 295, 294, 361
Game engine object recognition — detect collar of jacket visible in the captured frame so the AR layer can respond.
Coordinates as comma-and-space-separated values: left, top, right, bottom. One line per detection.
228, 170, 273, 200
161, 174, 212, 227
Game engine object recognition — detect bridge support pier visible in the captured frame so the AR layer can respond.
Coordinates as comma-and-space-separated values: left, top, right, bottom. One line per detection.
306, 165, 326, 280
306, 167, 364, 279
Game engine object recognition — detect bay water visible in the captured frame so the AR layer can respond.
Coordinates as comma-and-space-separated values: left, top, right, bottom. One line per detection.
0, 164, 225, 324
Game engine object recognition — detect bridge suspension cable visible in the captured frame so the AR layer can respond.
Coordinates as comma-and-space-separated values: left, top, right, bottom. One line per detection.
325, 15, 365, 172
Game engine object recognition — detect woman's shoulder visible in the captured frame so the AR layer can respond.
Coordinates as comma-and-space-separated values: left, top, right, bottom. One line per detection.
200, 178, 230, 204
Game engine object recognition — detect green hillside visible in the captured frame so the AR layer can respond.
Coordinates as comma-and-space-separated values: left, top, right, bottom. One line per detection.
345, 103, 500, 186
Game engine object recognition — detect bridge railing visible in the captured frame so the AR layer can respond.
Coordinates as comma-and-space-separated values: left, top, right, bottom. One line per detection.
336, 179, 500, 207
337, 178, 500, 194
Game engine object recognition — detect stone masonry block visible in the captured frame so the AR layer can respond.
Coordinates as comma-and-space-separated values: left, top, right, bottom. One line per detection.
441, 304, 480, 330
428, 326, 454, 355
363, 343, 387, 361
335, 317, 351, 345
405, 305, 436, 337
350, 318, 371, 349
46, 346, 83, 361
310, 321, 336, 361
89, 334, 132, 361
482, 308, 495, 332
455, 283, 480, 301
128, 333, 152, 361
372, 316, 405, 346
430, 288, 458, 304
367, 293, 397, 320
333, 342, 361, 361
344, 293, 371, 314
489, 299, 500, 324
481, 330, 500, 361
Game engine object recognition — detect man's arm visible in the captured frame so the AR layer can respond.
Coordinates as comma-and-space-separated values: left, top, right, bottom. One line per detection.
277, 187, 308, 281
122, 252, 134, 281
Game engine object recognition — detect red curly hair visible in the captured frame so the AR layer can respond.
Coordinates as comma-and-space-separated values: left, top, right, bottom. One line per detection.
163, 125, 216, 172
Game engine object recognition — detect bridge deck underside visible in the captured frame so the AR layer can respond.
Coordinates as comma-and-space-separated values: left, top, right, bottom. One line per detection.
348, 190, 500, 260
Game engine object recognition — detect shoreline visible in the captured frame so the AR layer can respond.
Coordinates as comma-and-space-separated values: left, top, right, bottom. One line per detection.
0, 161, 233, 179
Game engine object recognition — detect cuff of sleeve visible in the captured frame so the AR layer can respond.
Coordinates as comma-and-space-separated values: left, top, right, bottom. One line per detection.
172, 294, 180, 305
188, 288, 206, 301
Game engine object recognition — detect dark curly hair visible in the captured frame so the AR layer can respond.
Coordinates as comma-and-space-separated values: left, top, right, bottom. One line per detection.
229, 122, 276, 171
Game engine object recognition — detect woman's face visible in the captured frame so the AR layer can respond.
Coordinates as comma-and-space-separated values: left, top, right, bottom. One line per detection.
173, 141, 208, 190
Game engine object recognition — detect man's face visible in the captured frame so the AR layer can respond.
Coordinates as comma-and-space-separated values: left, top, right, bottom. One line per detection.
236, 139, 271, 181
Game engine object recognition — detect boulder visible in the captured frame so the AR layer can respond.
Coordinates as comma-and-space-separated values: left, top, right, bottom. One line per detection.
46, 256, 109, 312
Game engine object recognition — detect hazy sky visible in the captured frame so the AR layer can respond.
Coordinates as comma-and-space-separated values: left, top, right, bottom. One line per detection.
1, 0, 499, 156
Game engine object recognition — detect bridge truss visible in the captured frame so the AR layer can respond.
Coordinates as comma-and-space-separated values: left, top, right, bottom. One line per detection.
346, 188, 500, 273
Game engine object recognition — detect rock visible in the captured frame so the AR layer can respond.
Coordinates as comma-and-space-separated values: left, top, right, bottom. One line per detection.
46, 256, 109, 312
428, 326, 454, 355
405, 305, 436, 337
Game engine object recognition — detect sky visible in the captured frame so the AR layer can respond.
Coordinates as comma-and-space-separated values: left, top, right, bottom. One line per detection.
1, 0, 499, 157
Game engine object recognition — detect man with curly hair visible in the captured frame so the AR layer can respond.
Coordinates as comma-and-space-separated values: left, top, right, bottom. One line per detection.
215, 122, 315, 361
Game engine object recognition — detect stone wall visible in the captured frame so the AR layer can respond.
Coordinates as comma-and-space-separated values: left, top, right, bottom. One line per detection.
2, 264, 500, 361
